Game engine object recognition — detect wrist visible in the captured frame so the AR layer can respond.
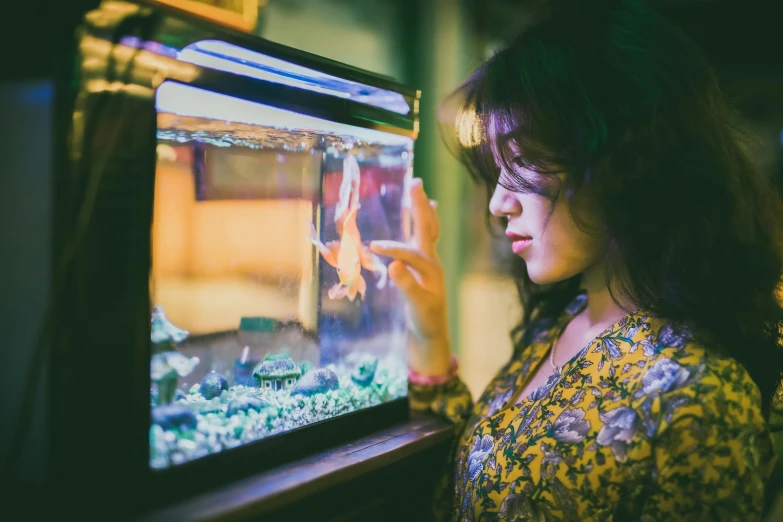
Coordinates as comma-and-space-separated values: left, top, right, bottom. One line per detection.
408, 354, 458, 386
407, 335, 451, 376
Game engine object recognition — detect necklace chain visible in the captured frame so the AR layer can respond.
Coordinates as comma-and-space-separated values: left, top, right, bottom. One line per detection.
549, 333, 562, 375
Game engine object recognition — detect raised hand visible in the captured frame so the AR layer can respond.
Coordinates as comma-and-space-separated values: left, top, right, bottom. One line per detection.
370, 178, 451, 376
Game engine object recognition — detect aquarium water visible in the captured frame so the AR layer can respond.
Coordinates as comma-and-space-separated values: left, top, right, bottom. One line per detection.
148, 83, 412, 470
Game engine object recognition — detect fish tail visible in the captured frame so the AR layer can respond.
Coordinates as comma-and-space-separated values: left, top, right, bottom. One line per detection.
358, 275, 367, 299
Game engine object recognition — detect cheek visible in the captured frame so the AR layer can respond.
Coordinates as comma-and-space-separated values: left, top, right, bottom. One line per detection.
527, 204, 604, 283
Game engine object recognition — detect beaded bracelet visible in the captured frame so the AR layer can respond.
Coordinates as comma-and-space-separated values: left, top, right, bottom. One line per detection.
408, 355, 459, 386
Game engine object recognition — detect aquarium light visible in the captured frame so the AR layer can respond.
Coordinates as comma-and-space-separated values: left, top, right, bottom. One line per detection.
179, 48, 350, 99
120, 35, 179, 58
155, 82, 413, 147
176, 40, 411, 115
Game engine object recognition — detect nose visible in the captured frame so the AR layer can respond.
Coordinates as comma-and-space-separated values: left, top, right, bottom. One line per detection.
488, 183, 521, 217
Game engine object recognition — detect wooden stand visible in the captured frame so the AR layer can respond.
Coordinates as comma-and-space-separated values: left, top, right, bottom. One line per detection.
136, 413, 454, 521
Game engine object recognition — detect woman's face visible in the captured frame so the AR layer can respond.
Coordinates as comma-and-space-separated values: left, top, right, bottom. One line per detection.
488, 138, 606, 285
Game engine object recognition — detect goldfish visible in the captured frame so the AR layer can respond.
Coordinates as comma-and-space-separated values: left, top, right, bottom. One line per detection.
309, 154, 388, 301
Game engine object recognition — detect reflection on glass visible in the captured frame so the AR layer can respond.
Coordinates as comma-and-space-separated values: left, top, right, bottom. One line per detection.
149, 84, 412, 469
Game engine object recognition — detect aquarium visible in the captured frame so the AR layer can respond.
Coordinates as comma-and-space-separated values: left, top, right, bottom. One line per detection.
148, 82, 413, 469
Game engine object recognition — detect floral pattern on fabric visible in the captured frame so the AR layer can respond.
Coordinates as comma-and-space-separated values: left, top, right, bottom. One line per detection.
410, 294, 777, 521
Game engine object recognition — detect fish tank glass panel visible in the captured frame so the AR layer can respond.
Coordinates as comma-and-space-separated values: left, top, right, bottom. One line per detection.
149, 82, 412, 470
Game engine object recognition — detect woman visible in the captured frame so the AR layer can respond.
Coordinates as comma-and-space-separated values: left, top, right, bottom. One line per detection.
370, 0, 782, 520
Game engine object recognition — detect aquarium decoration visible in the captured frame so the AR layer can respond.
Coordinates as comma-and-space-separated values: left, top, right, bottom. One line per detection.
351, 354, 379, 387
200, 371, 229, 399
149, 360, 407, 469
233, 346, 258, 388
252, 354, 302, 392
291, 368, 340, 397
152, 403, 198, 431
150, 306, 199, 405
226, 395, 269, 418
234, 317, 277, 386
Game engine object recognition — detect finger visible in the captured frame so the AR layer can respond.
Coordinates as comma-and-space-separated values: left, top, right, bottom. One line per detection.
370, 240, 438, 279
388, 261, 429, 304
411, 180, 437, 258
429, 200, 440, 242
408, 178, 438, 239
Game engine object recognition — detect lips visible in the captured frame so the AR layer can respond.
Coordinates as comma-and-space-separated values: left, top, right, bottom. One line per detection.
505, 231, 532, 242
506, 231, 533, 254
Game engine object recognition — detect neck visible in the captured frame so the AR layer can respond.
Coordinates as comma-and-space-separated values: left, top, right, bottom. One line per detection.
578, 262, 631, 328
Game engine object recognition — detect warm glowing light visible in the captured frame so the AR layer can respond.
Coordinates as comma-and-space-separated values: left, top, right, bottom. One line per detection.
156, 144, 177, 162
456, 104, 485, 148
155, 82, 413, 147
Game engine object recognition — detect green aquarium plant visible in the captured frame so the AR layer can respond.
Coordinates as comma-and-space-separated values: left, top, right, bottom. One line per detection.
350, 354, 379, 387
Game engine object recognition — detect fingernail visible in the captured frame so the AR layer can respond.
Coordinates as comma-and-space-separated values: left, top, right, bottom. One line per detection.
370, 240, 392, 249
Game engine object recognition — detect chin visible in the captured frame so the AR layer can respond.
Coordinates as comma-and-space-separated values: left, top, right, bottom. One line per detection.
525, 264, 555, 285
527, 271, 561, 286
525, 261, 574, 286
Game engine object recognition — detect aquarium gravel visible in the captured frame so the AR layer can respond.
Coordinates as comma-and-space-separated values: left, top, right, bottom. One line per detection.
149, 365, 406, 469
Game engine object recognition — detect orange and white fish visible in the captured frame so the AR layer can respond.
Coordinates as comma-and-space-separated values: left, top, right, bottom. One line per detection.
309, 154, 388, 301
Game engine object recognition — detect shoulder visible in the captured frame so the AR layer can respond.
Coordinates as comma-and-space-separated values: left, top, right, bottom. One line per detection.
624, 315, 763, 411
616, 317, 778, 517
619, 315, 770, 450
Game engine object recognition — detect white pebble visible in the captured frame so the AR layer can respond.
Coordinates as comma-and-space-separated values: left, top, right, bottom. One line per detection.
171, 452, 186, 466
179, 439, 197, 451
194, 448, 209, 459
224, 439, 242, 449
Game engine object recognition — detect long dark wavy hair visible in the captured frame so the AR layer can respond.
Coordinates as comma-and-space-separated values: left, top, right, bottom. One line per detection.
444, 0, 783, 412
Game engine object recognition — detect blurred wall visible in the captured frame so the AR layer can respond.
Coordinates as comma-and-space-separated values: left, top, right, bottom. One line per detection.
257, 0, 406, 80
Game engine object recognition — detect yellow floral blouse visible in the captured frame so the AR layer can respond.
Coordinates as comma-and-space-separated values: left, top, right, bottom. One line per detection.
410, 293, 777, 521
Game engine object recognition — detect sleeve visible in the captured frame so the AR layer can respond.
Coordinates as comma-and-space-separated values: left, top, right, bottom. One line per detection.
639, 361, 777, 522
408, 374, 474, 428
409, 375, 475, 522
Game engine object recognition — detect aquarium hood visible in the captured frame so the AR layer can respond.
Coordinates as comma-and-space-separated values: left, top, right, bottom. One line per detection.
177, 40, 412, 115
121, 36, 413, 116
